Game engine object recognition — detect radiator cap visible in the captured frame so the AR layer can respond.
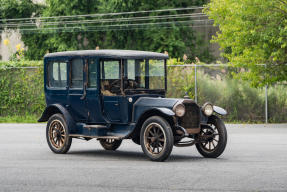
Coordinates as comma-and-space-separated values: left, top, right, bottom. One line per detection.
184, 92, 190, 99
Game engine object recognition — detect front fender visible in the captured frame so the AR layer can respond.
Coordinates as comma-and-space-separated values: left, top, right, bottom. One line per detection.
38, 104, 76, 132
129, 107, 175, 144
213, 106, 227, 116
157, 108, 175, 116
133, 107, 174, 123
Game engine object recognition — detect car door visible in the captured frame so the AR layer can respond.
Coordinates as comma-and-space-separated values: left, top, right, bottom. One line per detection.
85, 57, 105, 123
68, 57, 87, 122
100, 59, 122, 122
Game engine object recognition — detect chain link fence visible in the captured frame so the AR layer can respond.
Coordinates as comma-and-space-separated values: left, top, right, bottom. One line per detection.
167, 64, 287, 123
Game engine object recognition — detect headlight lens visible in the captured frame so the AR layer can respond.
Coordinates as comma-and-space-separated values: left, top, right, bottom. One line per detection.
173, 103, 185, 117
203, 103, 213, 116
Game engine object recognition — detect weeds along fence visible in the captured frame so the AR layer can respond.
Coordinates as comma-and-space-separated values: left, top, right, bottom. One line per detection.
0, 66, 45, 117
0, 64, 286, 123
167, 64, 287, 123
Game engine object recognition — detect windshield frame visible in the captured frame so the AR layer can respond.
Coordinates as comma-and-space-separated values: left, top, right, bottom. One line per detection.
122, 58, 167, 95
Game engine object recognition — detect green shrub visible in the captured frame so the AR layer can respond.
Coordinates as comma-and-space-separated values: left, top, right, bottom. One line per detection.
267, 85, 287, 123
197, 75, 266, 122
166, 63, 287, 123
0, 61, 45, 118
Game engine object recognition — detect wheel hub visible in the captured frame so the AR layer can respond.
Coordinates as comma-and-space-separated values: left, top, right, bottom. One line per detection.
206, 131, 214, 142
55, 129, 61, 138
151, 137, 157, 143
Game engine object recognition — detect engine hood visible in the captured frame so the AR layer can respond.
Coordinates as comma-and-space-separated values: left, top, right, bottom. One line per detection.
132, 97, 197, 123
133, 97, 180, 110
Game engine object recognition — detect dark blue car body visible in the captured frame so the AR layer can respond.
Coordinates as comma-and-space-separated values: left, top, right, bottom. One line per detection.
39, 50, 227, 161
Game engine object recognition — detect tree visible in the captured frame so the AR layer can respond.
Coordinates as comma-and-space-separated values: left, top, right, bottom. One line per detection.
0, 0, 43, 59
0, 0, 42, 41
22, 0, 102, 59
205, 0, 287, 87
0, 0, 41, 20
1, 0, 213, 61
98, 0, 212, 60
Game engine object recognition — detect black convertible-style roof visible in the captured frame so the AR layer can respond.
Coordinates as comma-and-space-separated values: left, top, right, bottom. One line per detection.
44, 49, 169, 59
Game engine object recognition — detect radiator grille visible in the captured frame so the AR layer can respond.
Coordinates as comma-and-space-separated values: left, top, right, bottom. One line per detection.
179, 103, 200, 129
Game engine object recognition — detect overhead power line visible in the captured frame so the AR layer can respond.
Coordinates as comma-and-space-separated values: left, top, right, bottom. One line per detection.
0, 19, 214, 34
0, 7, 205, 22
0, 6, 215, 34
1, 24, 214, 34
1, 13, 208, 27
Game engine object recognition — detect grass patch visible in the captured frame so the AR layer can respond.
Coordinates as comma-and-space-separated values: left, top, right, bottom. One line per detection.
0, 115, 39, 123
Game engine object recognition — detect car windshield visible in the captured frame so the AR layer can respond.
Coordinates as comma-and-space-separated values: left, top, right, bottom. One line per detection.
124, 59, 165, 92
99, 58, 166, 96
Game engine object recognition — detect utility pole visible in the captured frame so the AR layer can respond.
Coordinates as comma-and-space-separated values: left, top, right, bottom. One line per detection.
194, 64, 198, 103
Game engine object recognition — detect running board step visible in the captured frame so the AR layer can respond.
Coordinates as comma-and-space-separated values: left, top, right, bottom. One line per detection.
83, 125, 108, 129
69, 134, 124, 139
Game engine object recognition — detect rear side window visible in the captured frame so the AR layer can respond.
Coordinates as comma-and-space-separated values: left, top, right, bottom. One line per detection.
48, 62, 67, 88
71, 58, 83, 88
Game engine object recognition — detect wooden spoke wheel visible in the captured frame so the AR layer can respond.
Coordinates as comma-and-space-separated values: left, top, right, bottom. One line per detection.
196, 115, 227, 158
49, 120, 66, 149
144, 123, 166, 155
46, 114, 72, 154
198, 125, 219, 152
99, 138, 122, 151
140, 116, 174, 162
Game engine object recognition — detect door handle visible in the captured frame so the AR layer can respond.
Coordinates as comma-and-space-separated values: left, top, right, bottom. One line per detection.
80, 82, 87, 100
114, 103, 119, 106
81, 61, 88, 100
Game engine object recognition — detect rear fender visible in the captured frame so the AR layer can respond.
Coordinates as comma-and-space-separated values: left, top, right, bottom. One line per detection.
38, 104, 76, 132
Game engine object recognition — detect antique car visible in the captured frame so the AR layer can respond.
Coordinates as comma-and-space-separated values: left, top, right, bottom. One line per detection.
38, 50, 228, 161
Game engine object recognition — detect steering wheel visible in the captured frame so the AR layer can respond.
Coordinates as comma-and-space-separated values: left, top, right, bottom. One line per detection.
110, 79, 121, 88
124, 78, 138, 89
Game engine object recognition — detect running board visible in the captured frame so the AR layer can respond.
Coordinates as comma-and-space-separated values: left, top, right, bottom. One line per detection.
83, 125, 108, 129
69, 134, 124, 139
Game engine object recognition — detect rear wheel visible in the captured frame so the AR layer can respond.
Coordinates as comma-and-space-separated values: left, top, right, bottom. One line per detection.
99, 139, 122, 151
140, 116, 174, 162
196, 115, 227, 158
46, 113, 72, 154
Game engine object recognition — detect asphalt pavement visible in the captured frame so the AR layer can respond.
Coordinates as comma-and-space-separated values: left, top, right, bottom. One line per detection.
0, 123, 287, 192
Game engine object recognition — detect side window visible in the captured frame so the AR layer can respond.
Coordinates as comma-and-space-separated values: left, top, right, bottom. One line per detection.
48, 61, 67, 88
71, 58, 83, 88
88, 59, 97, 88
124, 59, 145, 90
127, 60, 135, 80
149, 60, 165, 89
100, 60, 121, 96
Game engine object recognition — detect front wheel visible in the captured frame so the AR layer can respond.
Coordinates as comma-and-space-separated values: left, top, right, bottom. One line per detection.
99, 139, 122, 151
140, 116, 174, 162
196, 115, 227, 158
